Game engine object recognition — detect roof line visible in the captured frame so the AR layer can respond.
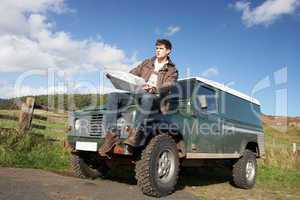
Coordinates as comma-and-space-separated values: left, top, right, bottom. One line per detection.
179, 77, 261, 106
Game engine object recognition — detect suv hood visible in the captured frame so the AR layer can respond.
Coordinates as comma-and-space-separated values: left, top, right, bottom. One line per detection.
74, 104, 107, 116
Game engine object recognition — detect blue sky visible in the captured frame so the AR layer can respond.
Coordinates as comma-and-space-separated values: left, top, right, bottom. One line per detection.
0, 0, 299, 116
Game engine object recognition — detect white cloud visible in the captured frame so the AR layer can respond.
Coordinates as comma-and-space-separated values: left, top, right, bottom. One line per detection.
201, 67, 219, 78
0, 35, 57, 72
0, 0, 68, 36
156, 25, 181, 36
165, 26, 181, 36
0, 83, 44, 99
0, 0, 137, 75
233, 0, 300, 27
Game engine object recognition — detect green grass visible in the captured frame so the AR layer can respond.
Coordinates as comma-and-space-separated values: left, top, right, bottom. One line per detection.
0, 119, 17, 129
0, 109, 67, 140
0, 129, 70, 171
257, 164, 300, 189
0, 109, 70, 171
31, 118, 67, 140
262, 125, 300, 171
0, 109, 19, 116
264, 125, 300, 145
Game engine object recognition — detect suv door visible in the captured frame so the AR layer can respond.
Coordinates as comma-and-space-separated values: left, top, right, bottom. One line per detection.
190, 82, 222, 153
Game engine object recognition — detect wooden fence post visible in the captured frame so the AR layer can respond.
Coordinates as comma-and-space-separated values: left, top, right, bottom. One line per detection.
18, 97, 35, 134
292, 143, 297, 154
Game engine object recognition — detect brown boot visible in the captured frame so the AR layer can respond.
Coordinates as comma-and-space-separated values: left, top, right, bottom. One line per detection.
123, 128, 142, 147
98, 131, 119, 156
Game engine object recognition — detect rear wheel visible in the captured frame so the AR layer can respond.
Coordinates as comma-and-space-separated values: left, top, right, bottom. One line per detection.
71, 152, 109, 179
135, 134, 179, 197
232, 149, 257, 189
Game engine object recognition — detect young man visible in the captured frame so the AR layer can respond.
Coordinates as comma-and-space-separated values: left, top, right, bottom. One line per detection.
99, 39, 178, 156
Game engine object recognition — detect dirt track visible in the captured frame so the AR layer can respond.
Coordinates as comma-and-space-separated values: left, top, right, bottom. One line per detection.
0, 168, 197, 200
1, 167, 299, 200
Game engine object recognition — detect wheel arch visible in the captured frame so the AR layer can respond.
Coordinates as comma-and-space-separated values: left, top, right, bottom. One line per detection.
140, 121, 186, 158
240, 140, 260, 158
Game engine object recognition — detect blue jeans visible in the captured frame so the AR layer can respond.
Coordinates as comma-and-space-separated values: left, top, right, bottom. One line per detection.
103, 92, 159, 133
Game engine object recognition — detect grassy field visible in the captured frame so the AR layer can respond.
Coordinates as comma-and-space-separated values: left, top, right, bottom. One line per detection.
0, 109, 67, 140
0, 109, 69, 171
0, 109, 300, 199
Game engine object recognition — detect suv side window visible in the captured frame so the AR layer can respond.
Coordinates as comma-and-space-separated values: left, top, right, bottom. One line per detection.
194, 84, 218, 113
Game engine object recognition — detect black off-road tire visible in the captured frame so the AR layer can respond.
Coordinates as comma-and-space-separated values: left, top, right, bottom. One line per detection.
135, 134, 179, 197
232, 149, 257, 189
71, 153, 108, 179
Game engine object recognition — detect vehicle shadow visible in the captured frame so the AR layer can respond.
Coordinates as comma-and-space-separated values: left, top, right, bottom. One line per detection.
177, 167, 233, 189
103, 165, 137, 185
102, 166, 233, 189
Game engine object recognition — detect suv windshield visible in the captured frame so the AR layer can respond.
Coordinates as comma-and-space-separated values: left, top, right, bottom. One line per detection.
169, 79, 195, 100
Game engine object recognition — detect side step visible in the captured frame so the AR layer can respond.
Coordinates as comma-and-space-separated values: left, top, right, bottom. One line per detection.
186, 153, 241, 159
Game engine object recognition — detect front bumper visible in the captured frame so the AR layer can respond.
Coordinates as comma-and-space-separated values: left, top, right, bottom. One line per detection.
66, 135, 132, 155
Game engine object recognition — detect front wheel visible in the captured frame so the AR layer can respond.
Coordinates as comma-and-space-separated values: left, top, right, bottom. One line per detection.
135, 134, 179, 197
232, 149, 257, 189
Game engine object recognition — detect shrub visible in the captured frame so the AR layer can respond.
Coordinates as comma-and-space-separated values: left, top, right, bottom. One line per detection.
0, 128, 70, 171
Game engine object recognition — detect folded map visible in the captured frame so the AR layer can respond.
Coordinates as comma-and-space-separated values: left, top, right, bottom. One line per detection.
105, 70, 146, 92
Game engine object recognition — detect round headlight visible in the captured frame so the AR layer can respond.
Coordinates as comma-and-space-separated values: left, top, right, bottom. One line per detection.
75, 119, 81, 130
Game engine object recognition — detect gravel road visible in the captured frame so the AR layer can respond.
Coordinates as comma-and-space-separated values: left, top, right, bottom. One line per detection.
0, 168, 197, 200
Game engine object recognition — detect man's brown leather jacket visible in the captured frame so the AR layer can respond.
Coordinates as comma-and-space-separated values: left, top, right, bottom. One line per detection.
129, 57, 178, 94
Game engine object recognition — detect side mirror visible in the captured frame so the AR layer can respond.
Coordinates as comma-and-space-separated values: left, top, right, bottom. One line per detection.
197, 95, 207, 109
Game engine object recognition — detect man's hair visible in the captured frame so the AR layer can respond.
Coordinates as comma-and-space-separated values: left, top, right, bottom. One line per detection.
156, 39, 172, 50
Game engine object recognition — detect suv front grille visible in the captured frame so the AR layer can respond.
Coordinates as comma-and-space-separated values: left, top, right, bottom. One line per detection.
89, 114, 103, 136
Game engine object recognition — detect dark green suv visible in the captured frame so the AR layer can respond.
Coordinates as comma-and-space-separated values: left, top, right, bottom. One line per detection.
66, 77, 265, 197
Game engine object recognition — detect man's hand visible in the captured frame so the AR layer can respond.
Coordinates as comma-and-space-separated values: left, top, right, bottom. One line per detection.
106, 73, 112, 79
143, 84, 156, 94
142, 84, 150, 91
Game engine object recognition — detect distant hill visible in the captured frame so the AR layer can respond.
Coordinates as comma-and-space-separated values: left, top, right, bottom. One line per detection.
0, 98, 7, 103
262, 114, 300, 128
0, 98, 15, 109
